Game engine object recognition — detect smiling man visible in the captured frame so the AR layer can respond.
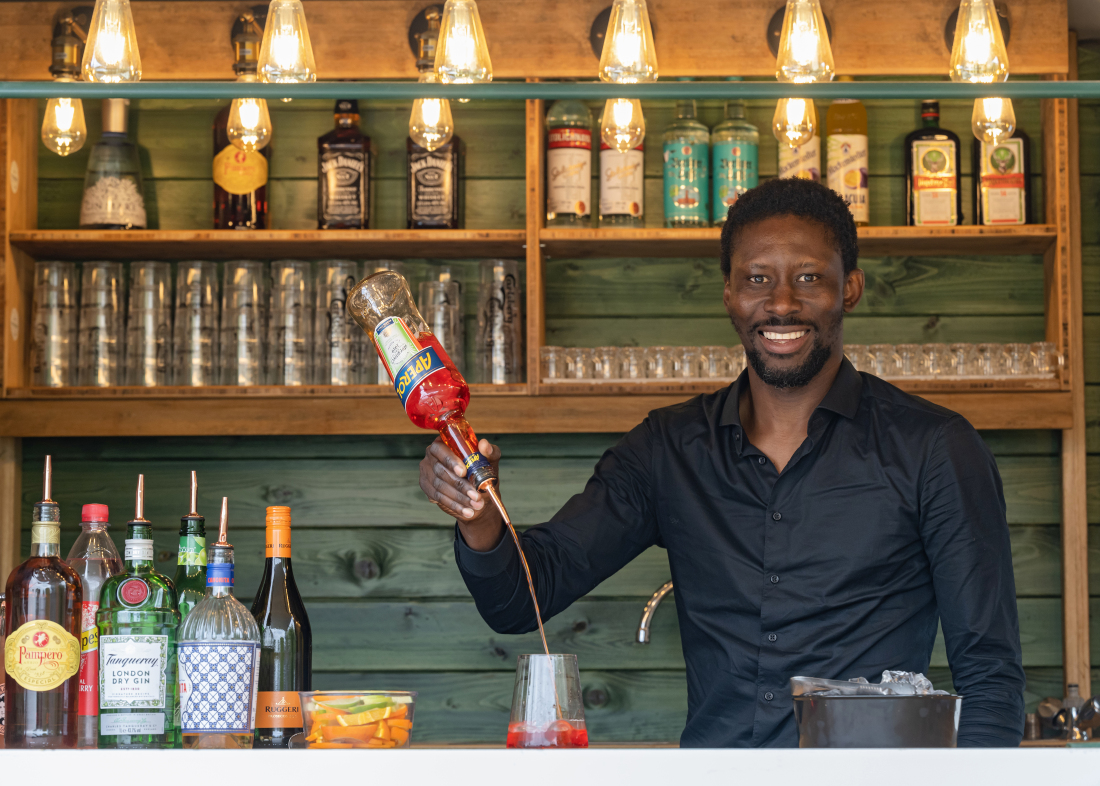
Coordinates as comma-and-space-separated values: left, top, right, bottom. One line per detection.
420, 178, 1025, 747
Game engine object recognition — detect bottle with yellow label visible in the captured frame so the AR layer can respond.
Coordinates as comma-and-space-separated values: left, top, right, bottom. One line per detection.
826, 77, 870, 226
3, 456, 82, 748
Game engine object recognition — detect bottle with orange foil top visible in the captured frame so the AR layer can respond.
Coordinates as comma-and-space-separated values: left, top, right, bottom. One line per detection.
3, 456, 82, 748
250, 506, 311, 748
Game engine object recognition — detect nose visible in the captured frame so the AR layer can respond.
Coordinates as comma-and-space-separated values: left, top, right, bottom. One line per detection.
765, 278, 802, 318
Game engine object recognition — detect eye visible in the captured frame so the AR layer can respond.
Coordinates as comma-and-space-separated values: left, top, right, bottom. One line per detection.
798, 273, 821, 282
748, 275, 767, 284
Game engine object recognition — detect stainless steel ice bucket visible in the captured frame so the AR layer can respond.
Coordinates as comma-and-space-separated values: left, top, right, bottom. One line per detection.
793, 695, 962, 748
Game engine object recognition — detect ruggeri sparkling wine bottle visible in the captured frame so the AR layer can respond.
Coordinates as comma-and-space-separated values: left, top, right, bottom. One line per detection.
3, 457, 82, 749
177, 498, 261, 749
65, 502, 124, 748
174, 472, 207, 623
95, 475, 180, 748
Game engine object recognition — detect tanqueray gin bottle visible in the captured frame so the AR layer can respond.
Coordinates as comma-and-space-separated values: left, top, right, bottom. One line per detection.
177, 497, 261, 749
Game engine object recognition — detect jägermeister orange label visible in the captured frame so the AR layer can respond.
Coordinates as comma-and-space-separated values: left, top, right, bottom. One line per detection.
4, 619, 80, 691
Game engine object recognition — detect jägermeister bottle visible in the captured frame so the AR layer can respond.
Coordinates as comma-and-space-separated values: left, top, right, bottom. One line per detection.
96, 475, 180, 748
904, 100, 962, 226
174, 471, 207, 623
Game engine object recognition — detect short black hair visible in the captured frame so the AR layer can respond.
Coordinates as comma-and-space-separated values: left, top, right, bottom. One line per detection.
719, 178, 859, 279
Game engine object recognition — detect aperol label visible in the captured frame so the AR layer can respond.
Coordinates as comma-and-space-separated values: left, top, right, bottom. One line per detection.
4, 619, 80, 691
393, 347, 445, 411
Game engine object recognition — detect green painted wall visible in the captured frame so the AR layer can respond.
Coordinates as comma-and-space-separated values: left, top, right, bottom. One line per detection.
20, 46, 1100, 742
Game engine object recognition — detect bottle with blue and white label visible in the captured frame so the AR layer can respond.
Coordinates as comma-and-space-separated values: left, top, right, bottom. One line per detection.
662, 83, 710, 227
711, 78, 758, 225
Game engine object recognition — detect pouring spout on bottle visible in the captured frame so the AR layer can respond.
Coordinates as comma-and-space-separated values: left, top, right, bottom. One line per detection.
637, 580, 674, 644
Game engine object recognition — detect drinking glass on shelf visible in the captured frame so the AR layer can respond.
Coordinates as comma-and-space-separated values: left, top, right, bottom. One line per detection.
843, 344, 872, 373
565, 347, 593, 380
673, 347, 702, 379
506, 654, 588, 749
173, 261, 219, 387
31, 261, 78, 387
477, 259, 523, 385
621, 347, 646, 379
78, 261, 123, 387
729, 345, 746, 376
221, 260, 267, 386
540, 346, 565, 380
125, 261, 172, 386
701, 346, 733, 378
592, 346, 620, 380
921, 343, 950, 376
947, 342, 978, 377
976, 343, 1005, 376
868, 344, 900, 378
314, 260, 361, 385
646, 346, 674, 379
895, 343, 921, 376
268, 260, 313, 386
363, 261, 406, 385
1004, 342, 1031, 375
1030, 341, 1060, 376
419, 280, 464, 374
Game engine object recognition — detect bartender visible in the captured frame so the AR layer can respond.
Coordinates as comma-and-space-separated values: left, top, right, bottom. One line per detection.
420, 178, 1025, 747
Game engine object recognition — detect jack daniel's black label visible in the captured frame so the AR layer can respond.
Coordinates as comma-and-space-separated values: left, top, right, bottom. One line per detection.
409, 148, 456, 224
319, 150, 369, 226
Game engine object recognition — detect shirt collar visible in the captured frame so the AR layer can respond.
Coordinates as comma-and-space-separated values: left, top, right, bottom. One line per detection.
719, 355, 864, 431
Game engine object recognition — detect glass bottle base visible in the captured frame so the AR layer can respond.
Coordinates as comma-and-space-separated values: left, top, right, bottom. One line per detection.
183, 732, 254, 749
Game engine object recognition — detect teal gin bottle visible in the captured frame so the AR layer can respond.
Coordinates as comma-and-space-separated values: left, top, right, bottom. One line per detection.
96, 475, 181, 748
663, 81, 710, 227
173, 471, 207, 622
711, 78, 759, 224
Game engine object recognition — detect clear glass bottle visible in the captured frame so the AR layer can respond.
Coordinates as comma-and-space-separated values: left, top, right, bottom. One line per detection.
3, 457, 82, 749
663, 84, 710, 228
711, 80, 759, 225
65, 503, 124, 748
32, 261, 78, 388
77, 261, 123, 387
546, 99, 593, 227
178, 499, 261, 749
174, 471, 207, 623
826, 77, 869, 226
598, 138, 644, 227
125, 261, 172, 387
95, 475, 180, 748
268, 260, 313, 386
79, 98, 146, 230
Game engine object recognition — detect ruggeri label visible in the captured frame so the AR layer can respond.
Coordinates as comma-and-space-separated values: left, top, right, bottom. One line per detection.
178, 642, 260, 734
99, 635, 168, 709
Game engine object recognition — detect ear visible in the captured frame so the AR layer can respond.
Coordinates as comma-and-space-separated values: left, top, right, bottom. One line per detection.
843, 268, 864, 313
723, 275, 733, 313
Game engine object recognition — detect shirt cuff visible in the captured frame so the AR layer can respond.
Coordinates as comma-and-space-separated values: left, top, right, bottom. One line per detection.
454, 522, 516, 578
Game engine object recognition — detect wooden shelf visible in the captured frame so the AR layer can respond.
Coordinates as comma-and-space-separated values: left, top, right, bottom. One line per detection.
539, 225, 1059, 259
8, 229, 528, 261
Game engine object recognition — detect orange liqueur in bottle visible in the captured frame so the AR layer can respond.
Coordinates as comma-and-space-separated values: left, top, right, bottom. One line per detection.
3, 456, 82, 748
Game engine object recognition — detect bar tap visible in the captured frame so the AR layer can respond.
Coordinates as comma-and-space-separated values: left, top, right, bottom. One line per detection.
636, 580, 673, 644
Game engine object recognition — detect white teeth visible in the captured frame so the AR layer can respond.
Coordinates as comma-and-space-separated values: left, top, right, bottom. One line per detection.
762, 330, 807, 341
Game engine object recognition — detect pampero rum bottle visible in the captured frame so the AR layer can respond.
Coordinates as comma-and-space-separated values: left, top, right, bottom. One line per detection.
3, 457, 82, 749
96, 475, 180, 748
174, 471, 207, 623
251, 506, 311, 748
905, 100, 962, 226
65, 503, 124, 748
178, 498, 261, 749
318, 99, 372, 229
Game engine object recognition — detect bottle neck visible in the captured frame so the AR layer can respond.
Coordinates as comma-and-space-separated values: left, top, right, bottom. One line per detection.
725, 100, 746, 120
81, 521, 109, 534
675, 100, 697, 120
206, 543, 235, 598
179, 516, 205, 537
921, 105, 940, 128
124, 522, 155, 570
336, 113, 359, 129
266, 524, 292, 562
30, 501, 61, 558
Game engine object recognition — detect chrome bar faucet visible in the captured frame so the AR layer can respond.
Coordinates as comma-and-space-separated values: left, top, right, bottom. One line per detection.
636, 580, 673, 643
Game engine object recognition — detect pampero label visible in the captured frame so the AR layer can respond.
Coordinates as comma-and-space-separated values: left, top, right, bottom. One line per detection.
99, 635, 168, 708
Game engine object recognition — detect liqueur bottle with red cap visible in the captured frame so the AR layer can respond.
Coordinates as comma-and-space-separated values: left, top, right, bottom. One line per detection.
65, 502, 124, 748
3, 456, 82, 748
96, 475, 180, 748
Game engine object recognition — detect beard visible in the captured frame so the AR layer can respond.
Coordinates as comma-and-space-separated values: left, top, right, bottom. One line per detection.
736, 314, 840, 390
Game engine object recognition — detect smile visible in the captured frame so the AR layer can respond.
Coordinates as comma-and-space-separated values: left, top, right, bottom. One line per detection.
761, 330, 808, 342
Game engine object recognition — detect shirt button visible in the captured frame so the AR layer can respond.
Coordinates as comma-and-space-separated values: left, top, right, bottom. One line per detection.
772, 512, 782, 521
770, 575, 780, 584
764, 692, 774, 701
758, 457, 766, 465
768, 633, 778, 642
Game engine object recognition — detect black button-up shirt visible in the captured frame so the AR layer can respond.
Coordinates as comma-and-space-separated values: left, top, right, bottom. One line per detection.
455, 359, 1025, 747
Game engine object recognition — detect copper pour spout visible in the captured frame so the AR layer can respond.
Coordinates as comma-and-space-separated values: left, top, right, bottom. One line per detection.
131, 473, 151, 523
188, 470, 199, 517
215, 496, 230, 546
42, 455, 54, 503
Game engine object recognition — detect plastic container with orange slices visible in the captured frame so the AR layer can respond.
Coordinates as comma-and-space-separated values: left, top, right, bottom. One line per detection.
290, 691, 417, 749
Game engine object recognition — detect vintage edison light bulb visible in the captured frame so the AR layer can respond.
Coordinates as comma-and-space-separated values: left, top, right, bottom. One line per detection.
972, 95, 1015, 144
227, 75, 272, 152
598, 0, 658, 84
773, 97, 816, 149
600, 98, 645, 153
775, 0, 834, 85
949, 0, 1009, 84
409, 72, 454, 152
257, 0, 317, 84
42, 91, 87, 157
81, 0, 141, 83
434, 0, 493, 85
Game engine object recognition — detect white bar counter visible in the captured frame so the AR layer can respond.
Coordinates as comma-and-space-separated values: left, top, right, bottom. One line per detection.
2, 747, 1098, 785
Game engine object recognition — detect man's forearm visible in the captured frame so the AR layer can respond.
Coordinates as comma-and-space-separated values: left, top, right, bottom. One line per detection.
956, 687, 1024, 747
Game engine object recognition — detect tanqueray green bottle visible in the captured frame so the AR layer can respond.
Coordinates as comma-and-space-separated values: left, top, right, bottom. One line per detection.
96, 474, 181, 748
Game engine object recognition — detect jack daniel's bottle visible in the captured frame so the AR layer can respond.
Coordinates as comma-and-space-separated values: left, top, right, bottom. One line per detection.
318, 99, 371, 229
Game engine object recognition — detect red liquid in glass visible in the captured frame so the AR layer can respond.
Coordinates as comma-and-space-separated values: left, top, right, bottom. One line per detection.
506, 720, 589, 749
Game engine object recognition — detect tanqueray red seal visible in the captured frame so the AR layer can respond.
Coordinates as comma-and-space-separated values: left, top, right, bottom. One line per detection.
119, 578, 149, 606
